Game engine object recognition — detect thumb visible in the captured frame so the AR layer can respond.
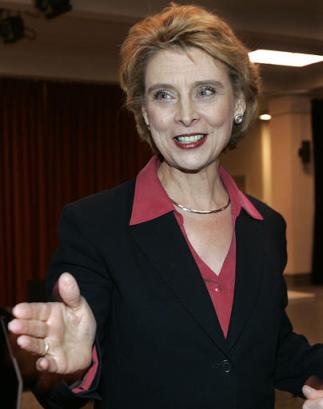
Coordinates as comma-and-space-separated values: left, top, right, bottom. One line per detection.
58, 272, 81, 309
303, 385, 323, 400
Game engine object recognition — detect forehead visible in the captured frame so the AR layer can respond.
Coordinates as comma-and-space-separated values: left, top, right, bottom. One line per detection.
144, 47, 230, 86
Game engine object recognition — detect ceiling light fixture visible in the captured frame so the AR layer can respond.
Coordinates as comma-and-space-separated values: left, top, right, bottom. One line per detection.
35, 0, 72, 19
0, 10, 25, 43
259, 114, 272, 121
249, 49, 323, 67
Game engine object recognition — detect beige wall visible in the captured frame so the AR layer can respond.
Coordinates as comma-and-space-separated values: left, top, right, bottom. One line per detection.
222, 96, 314, 275
221, 121, 264, 201
269, 96, 314, 275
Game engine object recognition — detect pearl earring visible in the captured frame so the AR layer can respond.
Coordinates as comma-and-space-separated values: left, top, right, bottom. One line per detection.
234, 114, 243, 125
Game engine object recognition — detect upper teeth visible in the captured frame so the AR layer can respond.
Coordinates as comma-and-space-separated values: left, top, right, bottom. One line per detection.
176, 134, 205, 143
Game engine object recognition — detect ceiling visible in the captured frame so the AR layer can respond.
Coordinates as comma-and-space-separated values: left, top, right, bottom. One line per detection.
1, 0, 323, 98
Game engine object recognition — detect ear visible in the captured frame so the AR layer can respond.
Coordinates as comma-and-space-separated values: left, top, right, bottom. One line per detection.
141, 105, 149, 127
234, 95, 246, 117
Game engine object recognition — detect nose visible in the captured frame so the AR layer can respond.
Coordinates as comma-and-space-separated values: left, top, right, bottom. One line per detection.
175, 96, 199, 127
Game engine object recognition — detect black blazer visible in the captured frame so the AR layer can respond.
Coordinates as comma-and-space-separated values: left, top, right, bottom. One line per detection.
36, 179, 323, 409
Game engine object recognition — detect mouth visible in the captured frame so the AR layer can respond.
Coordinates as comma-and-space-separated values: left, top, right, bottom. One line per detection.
173, 133, 207, 149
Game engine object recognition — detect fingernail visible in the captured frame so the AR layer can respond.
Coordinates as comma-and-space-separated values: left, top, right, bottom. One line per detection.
17, 336, 25, 347
62, 273, 73, 285
8, 320, 19, 333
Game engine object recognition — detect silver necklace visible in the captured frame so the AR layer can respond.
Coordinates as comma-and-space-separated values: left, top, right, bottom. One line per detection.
171, 196, 231, 215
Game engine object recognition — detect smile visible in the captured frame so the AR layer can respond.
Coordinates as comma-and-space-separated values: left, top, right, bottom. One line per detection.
174, 134, 207, 149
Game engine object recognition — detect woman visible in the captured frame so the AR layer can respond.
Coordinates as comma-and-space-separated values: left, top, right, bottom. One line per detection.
8, 4, 323, 409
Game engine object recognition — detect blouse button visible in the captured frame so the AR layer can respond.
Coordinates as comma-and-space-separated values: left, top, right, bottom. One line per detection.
214, 284, 222, 293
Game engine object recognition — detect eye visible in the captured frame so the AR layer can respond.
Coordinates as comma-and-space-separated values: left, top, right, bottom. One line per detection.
153, 89, 175, 102
197, 85, 216, 98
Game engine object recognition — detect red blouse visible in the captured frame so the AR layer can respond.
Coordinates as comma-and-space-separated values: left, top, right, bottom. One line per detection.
130, 156, 263, 337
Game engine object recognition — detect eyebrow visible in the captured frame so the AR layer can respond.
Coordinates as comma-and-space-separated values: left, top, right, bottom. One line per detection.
146, 80, 225, 94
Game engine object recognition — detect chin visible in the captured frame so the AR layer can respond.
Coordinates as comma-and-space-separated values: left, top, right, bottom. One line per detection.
169, 156, 218, 174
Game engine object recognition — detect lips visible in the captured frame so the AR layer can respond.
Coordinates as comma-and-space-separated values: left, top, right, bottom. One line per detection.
173, 133, 207, 149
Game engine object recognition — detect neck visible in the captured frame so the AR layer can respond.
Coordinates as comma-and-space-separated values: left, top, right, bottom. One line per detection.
157, 160, 229, 211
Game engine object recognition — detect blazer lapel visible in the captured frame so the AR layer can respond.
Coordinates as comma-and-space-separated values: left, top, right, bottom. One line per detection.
226, 210, 265, 349
130, 212, 230, 357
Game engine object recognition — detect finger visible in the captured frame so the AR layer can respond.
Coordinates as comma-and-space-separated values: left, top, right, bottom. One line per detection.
12, 302, 51, 322
36, 356, 58, 373
58, 272, 81, 310
303, 397, 323, 409
16, 336, 60, 374
8, 319, 47, 338
16, 335, 49, 356
303, 385, 323, 400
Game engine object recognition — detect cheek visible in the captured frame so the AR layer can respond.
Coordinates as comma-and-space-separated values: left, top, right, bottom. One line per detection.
201, 104, 234, 127
147, 106, 174, 132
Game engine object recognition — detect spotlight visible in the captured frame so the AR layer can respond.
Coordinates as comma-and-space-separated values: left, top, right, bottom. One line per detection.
35, 0, 72, 19
0, 12, 25, 43
259, 113, 272, 121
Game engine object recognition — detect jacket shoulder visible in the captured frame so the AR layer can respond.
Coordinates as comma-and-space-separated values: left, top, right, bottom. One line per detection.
63, 179, 135, 227
247, 194, 286, 227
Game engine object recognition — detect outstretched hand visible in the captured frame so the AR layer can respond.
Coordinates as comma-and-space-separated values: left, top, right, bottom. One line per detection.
8, 272, 96, 375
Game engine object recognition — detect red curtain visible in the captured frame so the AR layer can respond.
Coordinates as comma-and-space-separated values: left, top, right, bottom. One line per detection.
0, 78, 151, 306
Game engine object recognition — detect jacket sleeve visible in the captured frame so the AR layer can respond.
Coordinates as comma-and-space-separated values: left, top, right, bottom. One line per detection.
33, 203, 114, 408
274, 220, 323, 396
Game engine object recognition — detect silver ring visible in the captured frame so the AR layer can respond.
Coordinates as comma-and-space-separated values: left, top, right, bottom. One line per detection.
42, 340, 49, 356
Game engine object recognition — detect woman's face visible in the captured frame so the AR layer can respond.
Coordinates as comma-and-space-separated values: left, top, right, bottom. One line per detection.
142, 47, 245, 173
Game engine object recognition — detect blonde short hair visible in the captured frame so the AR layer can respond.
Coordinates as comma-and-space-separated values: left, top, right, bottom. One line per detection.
119, 3, 260, 150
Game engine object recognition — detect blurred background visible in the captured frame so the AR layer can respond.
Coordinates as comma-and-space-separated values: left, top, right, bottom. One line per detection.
0, 1, 323, 408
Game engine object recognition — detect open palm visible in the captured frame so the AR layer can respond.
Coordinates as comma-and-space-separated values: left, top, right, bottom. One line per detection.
9, 272, 96, 374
